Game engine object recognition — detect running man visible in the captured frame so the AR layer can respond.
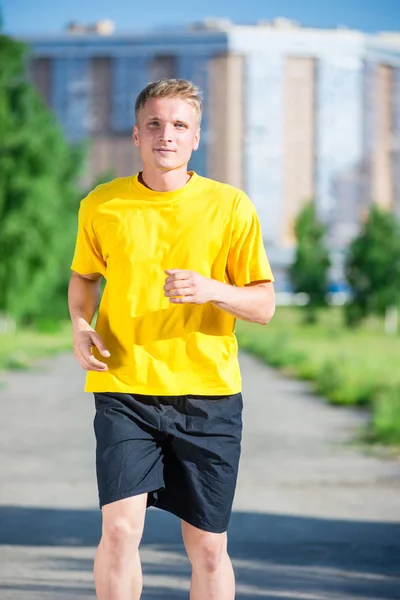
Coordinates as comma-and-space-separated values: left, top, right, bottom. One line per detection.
68, 78, 275, 600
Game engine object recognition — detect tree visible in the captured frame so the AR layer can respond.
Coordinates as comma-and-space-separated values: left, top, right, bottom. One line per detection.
289, 202, 331, 323
0, 34, 84, 325
345, 206, 400, 328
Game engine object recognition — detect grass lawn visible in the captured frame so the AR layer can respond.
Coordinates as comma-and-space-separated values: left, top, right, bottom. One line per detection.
0, 321, 73, 371
237, 307, 400, 389
235, 307, 400, 444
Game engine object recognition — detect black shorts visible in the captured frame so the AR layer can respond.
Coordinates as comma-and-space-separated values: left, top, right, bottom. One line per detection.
93, 391, 243, 534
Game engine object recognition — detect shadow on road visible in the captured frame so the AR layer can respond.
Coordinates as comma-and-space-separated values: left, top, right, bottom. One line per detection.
0, 506, 400, 600
0, 505, 399, 599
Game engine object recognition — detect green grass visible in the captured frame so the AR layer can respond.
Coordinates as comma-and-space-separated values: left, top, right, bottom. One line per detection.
236, 307, 400, 444
0, 321, 73, 371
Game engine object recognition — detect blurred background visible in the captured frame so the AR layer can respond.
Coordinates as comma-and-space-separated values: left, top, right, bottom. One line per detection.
1, 2, 400, 599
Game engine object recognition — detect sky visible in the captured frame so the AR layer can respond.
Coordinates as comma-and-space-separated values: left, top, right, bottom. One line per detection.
1, 0, 400, 36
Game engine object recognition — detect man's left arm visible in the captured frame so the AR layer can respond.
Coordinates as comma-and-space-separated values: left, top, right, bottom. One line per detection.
164, 269, 275, 325
210, 280, 275, 325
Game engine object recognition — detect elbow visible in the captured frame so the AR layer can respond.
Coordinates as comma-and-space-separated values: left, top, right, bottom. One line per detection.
246, 283, 276, 325
259, 304, 276, 326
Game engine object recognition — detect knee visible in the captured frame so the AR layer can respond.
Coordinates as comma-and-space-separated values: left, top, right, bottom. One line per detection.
188, 533, 227, 573
102, 518, 142, 556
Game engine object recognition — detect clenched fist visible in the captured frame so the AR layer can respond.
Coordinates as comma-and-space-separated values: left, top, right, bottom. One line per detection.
164, 269, 221, 305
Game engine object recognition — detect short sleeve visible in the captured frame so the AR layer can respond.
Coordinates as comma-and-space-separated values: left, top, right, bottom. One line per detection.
70, 199, 106, 277
227, 193, 274, 287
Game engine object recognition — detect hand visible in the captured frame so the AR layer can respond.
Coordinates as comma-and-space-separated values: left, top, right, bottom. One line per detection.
164, 269, 221, 304
73, 326, 110, 372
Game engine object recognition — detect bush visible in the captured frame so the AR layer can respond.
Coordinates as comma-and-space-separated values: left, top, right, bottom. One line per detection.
0, 34, 84, 325
4, 351, 31, 370
237, 331, 305, 368
314, 359, 376, 406
289, 202, 331, 324
345, 206, 400, 326
371, 385, 400, 444
235, 309, 400, 444
295, 359, 320, 381
34, 318, 64, 334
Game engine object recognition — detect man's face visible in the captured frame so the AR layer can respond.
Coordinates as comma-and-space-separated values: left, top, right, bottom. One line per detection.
133, 97, 200, 172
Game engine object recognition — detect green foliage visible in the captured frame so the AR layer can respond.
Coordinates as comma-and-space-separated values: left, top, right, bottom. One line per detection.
314, 359, 376, 406
371, 385, 400, 444
235, 308, 400, 445
289, 202, 331, 323
0, 322, 72, 372
0, 34, 84, 324
238, 331, 305, 369
345, 207, 400, 326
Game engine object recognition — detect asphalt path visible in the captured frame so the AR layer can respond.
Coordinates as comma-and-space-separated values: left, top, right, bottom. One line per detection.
0, 351, 399, 599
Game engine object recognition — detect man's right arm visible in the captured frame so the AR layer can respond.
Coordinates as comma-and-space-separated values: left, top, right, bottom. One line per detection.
68, 271, 110, 372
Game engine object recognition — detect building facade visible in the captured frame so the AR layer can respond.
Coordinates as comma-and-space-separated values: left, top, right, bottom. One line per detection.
25, 19, 400, 289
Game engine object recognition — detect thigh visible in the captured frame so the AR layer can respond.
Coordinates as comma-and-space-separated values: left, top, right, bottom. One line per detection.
158, 393, 243, 533
94, 393, 166, 508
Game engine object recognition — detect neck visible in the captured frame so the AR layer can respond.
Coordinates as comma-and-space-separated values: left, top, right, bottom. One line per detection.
140, 165, 191, 192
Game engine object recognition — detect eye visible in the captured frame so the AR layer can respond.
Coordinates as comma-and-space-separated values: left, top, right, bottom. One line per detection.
148, 121, 159, 127
175, 123, 186, 129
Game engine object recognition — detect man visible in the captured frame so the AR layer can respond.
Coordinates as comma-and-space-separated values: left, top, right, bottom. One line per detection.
69, 78, 275, 600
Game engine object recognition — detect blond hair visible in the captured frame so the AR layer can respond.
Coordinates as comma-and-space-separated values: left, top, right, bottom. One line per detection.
135, 78, 203, 126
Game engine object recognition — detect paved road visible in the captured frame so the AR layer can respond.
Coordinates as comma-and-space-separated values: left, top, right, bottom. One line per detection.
0, 352, 399, 599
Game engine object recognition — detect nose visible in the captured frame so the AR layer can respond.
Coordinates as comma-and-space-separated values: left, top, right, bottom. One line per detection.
158, 123, 174, 143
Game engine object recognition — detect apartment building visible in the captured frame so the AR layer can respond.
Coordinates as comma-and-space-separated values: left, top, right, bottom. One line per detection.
25, 18, 400, 288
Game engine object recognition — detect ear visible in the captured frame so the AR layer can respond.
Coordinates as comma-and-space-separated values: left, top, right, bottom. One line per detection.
133, 124, 140, 147
193, 127, 200, 151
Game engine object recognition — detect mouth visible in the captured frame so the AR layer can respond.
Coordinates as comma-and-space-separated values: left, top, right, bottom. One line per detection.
154, 148, 176, 153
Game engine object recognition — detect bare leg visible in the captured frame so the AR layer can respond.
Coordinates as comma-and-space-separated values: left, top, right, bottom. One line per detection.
94, 494, 147, 600
182, 521, 235, 600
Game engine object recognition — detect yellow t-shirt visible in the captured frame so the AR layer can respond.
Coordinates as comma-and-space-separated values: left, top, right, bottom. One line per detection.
71, 172, 274, 395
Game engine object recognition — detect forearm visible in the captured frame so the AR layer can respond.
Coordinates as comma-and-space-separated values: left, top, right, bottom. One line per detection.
211, 281, 275, 325
68, 271, 102, 332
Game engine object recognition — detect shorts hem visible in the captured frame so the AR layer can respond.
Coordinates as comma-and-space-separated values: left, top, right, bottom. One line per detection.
154, 503, 229, 534
99, 481, 164, 509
